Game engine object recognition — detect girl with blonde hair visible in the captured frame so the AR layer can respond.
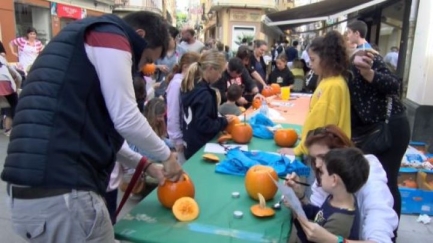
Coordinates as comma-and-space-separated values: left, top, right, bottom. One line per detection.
166, 52, 200, 164
180, 50, 237, 159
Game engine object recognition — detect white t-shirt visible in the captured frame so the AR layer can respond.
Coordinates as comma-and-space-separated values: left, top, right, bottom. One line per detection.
179, 40, 205, 53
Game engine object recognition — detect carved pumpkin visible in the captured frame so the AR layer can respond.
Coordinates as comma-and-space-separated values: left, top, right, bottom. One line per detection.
270, 84, 281, 95
172, 197, 200, 222
245, 165, 278, 201
157, 174, 195, 208
261, 88, 274, 97
252, 98, 262, 110
141, 63, 156, 76
231, 123, 253, 144
250, 193, 275, 217
225, 117, 240, 134
401, 179, 417, 189
274, 129, 298, 147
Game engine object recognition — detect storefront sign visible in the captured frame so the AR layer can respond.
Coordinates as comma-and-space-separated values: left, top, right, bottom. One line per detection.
50, 2, 85, 19
230, 9, 262, 22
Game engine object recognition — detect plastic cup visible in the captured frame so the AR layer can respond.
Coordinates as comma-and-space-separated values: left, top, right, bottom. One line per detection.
281, 87, 291, 100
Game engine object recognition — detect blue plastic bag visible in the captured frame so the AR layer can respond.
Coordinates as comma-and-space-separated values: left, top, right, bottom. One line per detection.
215, 148, 310, 177
248, 113, 275, 139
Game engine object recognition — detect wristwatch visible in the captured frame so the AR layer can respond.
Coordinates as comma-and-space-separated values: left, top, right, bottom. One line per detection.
336, 236, 346, 243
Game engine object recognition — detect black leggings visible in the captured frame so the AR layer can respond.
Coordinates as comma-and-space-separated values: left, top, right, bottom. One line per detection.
375, 113, 410, 239
4, 92, 18, 119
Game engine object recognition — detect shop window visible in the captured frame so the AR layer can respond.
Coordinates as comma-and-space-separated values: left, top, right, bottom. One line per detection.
14, 3, 51, 45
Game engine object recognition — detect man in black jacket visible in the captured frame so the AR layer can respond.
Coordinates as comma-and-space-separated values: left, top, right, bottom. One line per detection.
2, 11, 183, 242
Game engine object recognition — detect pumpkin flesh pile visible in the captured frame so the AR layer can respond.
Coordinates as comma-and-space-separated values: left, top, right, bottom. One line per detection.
245, 165, 278, 200
250, 193, 275, 217
172, 197, 200, 222
157, 174, 195, 208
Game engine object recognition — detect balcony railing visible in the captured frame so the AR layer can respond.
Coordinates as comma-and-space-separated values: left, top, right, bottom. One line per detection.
210, 0, 278, 11
113, 0, 163, 14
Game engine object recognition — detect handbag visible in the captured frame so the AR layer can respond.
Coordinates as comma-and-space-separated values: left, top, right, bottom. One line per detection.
352, 96, 393, 155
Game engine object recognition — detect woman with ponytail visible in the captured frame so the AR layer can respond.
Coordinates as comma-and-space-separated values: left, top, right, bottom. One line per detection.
180, 50, 238, 159
165, 52, 200, 164
279, 31, 352, 158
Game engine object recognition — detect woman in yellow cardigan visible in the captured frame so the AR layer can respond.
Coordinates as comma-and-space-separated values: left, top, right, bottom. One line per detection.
279, 31, 351, 157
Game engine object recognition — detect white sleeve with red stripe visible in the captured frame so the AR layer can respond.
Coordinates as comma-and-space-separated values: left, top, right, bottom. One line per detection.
84, 30, 171, 167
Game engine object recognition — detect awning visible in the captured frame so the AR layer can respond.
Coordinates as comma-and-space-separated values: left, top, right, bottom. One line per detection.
266, 0, 388, 30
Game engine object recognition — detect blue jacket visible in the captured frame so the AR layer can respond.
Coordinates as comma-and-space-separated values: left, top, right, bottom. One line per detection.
1, 14, 146, 195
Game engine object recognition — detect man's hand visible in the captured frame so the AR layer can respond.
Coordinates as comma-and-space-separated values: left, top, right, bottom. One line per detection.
162, 152, 183, 182
145, 163, 165, 186
175, 143, 184, 153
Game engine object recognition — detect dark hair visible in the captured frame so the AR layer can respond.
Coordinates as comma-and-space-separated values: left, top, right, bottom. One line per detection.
26, 27, 37, 35
293, 40, 299, 46
166, 52, 200, 85
276, 53, 287, 62
228, 58, 244, 73
216, 41, 224, 51
292, 58, 304, 69
347, 20, 368, 38
309, 30, 349, 78
236, 45, 250, 60
224, 45, 230, 52
227, 84, 243, 102
132, 73, 146, 108
254, 39, 267, 48
168, 25, 179, 39
123, 11, 170, 58
186, 28, 195, 36
323, 148, 369, 193
241, 38, 247, 43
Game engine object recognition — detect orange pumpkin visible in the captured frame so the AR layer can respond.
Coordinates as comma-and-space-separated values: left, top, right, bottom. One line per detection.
157, 174, 195, 208
261, 88, 274, 97
231, 123, 253, 144
141, 63, 156, 76
252, 98, 262, 109
401, 179, 418, 189
274, 129, 298, 147
270, 84, 281, 95
245, 165, 278, 201
225, 117, 240, 134
172, 197, 200, 222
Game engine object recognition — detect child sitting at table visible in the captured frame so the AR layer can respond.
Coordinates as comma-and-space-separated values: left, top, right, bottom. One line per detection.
129, 97, 174, 157
286, 147, 369, 243
218, 84, 242, 116
268, 54, 294, 87
290, 59, 306, 78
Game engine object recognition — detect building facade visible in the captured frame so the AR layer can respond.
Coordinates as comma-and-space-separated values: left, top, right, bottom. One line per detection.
201, 0, 291, 51
112, 0, 162, 18
0, 0, 113, 62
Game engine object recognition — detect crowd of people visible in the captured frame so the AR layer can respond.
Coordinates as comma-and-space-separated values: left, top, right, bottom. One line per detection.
0, 10, 408, 243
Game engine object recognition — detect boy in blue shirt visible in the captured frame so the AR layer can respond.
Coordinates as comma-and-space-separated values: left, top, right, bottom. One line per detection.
288, 147, 369, 243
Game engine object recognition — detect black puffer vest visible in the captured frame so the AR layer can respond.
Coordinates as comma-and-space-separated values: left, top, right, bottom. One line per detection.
1, 14, 146, 195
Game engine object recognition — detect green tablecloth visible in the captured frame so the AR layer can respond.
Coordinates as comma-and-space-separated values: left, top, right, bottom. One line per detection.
114, 124, 303, 243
